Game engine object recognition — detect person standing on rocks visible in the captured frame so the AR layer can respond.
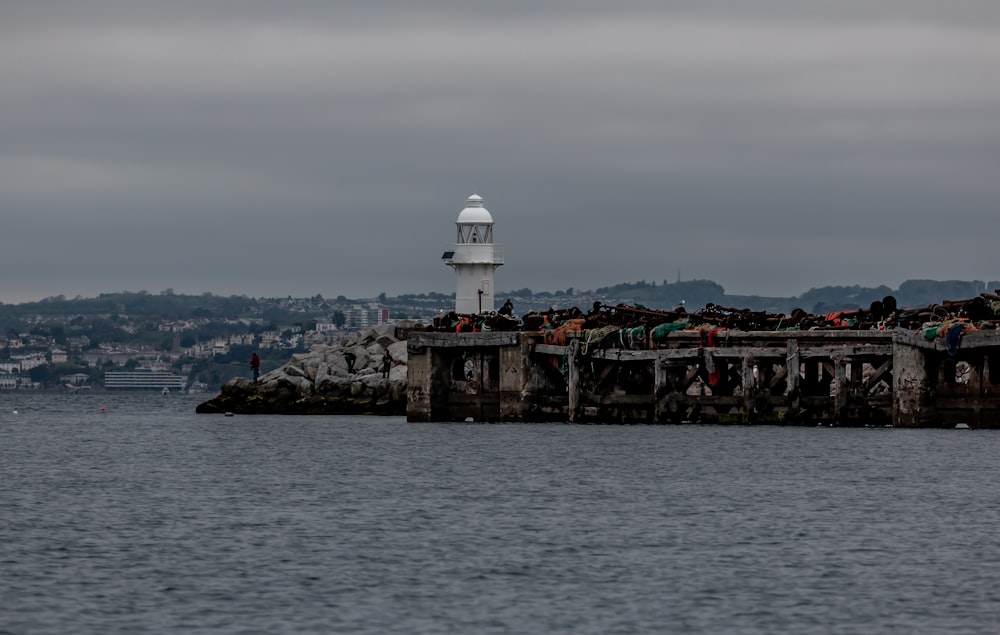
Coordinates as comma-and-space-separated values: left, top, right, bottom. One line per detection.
381, 351, 392, 378
344, 351, 356, 374
250, 351, 261, 382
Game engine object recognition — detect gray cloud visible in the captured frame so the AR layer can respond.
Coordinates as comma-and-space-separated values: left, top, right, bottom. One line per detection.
2, 1, 998, 303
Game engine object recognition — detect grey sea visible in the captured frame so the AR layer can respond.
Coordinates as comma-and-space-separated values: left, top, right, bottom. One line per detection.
2, 393, 1000, 635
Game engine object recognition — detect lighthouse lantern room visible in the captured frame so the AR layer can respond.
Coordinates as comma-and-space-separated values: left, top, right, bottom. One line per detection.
442, 194, 504, 314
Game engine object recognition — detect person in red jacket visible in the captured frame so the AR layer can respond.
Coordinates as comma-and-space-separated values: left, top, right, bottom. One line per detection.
250, 352, 261, 382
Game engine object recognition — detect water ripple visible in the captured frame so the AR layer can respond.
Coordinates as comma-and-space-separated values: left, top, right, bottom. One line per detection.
3, 394, 1000, 634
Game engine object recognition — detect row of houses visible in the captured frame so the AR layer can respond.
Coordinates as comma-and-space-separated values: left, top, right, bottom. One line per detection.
0, 304, 396, 390
1, 353, 52, 372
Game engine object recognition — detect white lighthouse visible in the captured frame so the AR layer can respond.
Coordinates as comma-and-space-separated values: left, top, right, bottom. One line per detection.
442, 193, 504, 314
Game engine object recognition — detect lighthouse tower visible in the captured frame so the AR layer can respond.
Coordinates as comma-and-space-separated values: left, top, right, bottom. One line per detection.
442, 194, 504, 314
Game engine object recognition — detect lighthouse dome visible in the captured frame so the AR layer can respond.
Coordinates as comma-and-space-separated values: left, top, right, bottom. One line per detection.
456, 194, 493, 224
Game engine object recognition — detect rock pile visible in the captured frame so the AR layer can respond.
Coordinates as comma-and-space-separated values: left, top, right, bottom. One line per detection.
196, 322, 418, 415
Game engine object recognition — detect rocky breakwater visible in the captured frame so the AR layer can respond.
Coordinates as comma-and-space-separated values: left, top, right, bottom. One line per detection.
196, 323, 417, 415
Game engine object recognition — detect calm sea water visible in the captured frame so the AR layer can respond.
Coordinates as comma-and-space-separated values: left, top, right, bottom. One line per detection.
2, 393, 1000, 634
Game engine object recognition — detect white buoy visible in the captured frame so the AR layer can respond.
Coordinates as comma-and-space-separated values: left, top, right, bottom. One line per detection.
12, 409, 17, 415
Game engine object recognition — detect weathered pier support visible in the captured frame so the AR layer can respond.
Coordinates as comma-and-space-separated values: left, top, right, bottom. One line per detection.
407, 329, 1000, 427
406, 332, 529, 423
892, 330, 1000, 428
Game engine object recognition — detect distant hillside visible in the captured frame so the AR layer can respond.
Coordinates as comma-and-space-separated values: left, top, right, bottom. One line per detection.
502, 279, 1000, 316
2, 279, 997, 322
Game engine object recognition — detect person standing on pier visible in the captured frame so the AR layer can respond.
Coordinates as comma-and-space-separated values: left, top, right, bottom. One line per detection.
250, 351, 261, 383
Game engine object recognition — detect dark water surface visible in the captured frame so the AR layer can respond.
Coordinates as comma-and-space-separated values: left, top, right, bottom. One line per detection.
3, 393, 1000, 634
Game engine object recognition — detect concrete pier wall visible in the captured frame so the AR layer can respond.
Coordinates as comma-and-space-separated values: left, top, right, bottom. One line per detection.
892, 330, 1000, 428
407, 330, 1000, 427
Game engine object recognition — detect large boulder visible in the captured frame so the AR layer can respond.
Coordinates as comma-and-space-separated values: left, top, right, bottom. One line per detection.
387, 340, 408, 364
195, 326, 422, 415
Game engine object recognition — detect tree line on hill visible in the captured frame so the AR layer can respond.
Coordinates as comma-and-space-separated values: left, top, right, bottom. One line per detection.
534, 278, 1000, 316
1, 279, 997, 327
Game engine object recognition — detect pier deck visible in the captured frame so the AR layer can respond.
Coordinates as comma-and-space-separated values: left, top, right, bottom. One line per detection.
407, 330, 1000, 427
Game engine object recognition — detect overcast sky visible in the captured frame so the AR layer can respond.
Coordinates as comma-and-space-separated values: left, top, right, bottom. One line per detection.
3, 1, 998, 303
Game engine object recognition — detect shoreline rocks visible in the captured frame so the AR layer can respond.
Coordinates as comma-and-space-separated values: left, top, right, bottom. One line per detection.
195, 322, 416, 415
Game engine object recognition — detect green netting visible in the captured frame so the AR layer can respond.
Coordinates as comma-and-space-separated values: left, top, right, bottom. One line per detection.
651, 321, 689, 343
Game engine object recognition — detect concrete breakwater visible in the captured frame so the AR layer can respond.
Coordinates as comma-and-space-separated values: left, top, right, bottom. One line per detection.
406, 328, 1000, 428
195, 323, 414, 415
199, 296, 1000, 426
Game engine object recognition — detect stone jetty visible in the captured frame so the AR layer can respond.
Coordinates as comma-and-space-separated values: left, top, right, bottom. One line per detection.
195, 323, 417, 415
199, 291, 1000, 425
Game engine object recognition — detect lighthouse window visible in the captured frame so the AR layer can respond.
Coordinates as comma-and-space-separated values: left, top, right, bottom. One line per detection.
457, 225, 493, 244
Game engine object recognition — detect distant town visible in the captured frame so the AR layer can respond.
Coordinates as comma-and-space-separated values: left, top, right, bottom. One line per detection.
0, 278, 995, 392
0, 291, 451, 393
